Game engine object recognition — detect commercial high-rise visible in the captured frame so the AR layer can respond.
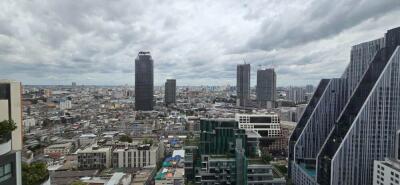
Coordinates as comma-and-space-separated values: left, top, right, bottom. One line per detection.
256, 68, 276, 108
164, 79, 176, 106
237, 64, 250, 107
289, 27, 400, 185
135, 51, 154, 111
0, 80, 22, 185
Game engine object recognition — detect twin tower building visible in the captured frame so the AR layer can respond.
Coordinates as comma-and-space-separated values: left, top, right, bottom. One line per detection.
134, 51, 176, 111
237, 63, 276, 108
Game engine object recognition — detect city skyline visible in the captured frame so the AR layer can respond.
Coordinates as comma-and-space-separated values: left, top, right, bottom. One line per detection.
0, 0, 399, 86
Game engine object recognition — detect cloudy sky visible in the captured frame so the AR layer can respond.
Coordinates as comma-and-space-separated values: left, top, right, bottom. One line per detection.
0, 0, 399, 86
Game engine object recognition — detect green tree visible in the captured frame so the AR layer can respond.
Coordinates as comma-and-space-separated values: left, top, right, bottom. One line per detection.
119, 135, 132, 143
0, 120, 17, 135
142, 138, 153, 145
0, 120, 17, 143
261, 153, 273, 164
22, 162, 49, 185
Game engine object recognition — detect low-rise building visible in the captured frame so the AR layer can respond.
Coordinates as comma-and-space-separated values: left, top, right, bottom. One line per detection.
112, 143, 160, 169
44, 142, 72, 157
77, 144, 112, 169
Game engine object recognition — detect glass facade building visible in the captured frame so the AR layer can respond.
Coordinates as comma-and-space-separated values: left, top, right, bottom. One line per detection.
289, 27, 400, 185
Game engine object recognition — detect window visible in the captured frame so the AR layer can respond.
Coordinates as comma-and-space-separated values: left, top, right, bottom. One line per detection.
0, 163, 12, 183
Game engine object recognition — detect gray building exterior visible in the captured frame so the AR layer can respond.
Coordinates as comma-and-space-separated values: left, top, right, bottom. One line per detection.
135, 51, 154, 111
164, 79, 176, 106
289, 27, 400, 185
256, 68, 276, 108
237, 64, 250, 107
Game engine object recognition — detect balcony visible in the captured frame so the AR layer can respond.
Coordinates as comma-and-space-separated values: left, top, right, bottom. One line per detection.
0, 133, 12, 155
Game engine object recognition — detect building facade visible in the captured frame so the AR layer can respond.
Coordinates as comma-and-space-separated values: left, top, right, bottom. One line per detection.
164, 79, 176, 106
78, 144, 112, 169
237, 64, 250, 107
112, 144, 160, 169
0, 80, 22, 185
289, 27, 400, 185
236, 113, 281, 137
135, 51, 154, 111
256, 68, 276, 108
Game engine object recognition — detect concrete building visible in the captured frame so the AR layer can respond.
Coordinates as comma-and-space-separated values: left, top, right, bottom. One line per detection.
373, 130, 400, 185
0, 80, 22, 185
112, 143, 160, 169
44, 142, 72, 157
135, 51, 154, 111
373, 159, 400, 185
164, 79, 176, 106
256, 68, 276, 108
78, 133, 97, 147
77, 144, 112, 169
289, 27, 400, 185
59, 99, 72, 110
236, 113, 281, 137
237, 63, 250, 107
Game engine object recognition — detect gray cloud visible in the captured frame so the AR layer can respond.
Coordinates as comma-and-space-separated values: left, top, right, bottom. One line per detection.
248, 0, 400, 51
0, 0, 399, 86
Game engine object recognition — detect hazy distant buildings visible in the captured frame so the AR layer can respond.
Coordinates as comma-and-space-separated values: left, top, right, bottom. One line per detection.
256, 68, 276, 108
164, 79, 176, 106
237, 64, 250, 107
135, 51, 154, 111
0, 80, 22, 185
287, 86, 306, 104
289, 27, 400, 185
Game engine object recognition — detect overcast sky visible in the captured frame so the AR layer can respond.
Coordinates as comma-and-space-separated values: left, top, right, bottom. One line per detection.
0, 0, 399, 86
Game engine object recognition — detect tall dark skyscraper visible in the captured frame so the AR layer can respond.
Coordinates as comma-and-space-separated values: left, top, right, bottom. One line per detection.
135, 51, 154, 111
237, 63, 250, 107
164, 79, 176, 106
289, 27, 400, 185
256, 68, 276, 108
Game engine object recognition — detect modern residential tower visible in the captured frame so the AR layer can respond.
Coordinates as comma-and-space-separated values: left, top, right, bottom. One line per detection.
256, 68, 276, 108
135, 51, 154, 111
0, 80, 22, 185
237, 63, 251, 107
289, 27, 400, 185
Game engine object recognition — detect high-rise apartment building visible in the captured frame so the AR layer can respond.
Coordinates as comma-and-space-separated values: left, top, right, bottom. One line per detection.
289, 27, 400, 185
0, 80, 22, 185
135, 51, 154, 111
164, 79, 176, 106
185, 118, 286, 185
256, 68, 276, 108
237, 64, 250, 107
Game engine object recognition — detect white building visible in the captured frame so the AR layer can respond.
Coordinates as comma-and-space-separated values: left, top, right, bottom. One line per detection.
373, 159, 400, 185
23, 118, 36, 132
59, 99, 72, 110
235, 113, 282, 137
44, 142, 72, 157
0, 80, 23, 185
112, 143, 160, 169
373, 130, 400, 185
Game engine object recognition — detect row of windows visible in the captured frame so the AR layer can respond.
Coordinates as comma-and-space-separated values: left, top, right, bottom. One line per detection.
0, 163, 12, 183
